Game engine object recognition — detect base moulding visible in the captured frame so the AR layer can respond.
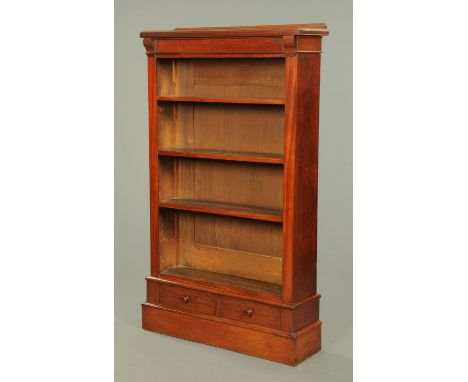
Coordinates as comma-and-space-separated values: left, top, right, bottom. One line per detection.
142, 303, 321, 366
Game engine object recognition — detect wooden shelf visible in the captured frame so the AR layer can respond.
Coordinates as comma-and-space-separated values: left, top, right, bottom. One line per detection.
159, 198, 283, 222
157, 96, 285, 105
160, 266, 282, 296
159, 148, 284, 164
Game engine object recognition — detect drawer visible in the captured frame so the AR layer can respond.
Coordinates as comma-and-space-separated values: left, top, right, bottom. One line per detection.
218, 296, 281, 329
159, 284, 215, 315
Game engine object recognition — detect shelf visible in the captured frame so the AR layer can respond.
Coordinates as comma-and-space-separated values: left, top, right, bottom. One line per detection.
160, 267, 282, 296
159, 148, 284, 164
159, 198, 283, 222
157, 96, 285, 105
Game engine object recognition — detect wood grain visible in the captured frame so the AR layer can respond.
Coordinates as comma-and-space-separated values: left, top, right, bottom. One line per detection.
192, 244, 282, 284
159, 284, 216, 315
157, 96, 285, 105
280, 297, 320, 332
297, 36, 322, 52
218, 295, 281, 329
146, 277, 320, 308
146, 279, 159, 305
158, 102, 284, 157
159, 148, 284, 164
160, 267, 282, 296
294, 321, 322, 364
159, 198, 282, 222
157, 58, 285, 100
141, 23, 328, 365
142, 303, 322, 365
193, 213, 282, 257
158, 209, 282, 283
142, 303, 295, 364
140, 23, 329, 38
156, 38, 285, 54
282, 53, 321, 302
159, 157, 283, 211
174, 23, 327, 31
147, 47, 159, 276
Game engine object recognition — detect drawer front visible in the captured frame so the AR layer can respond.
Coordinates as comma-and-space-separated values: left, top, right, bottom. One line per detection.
159, 284, 215, 315
218, 296, 281, 329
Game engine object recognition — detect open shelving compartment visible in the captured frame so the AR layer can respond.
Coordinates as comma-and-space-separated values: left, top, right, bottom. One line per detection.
156, 57, 285, 298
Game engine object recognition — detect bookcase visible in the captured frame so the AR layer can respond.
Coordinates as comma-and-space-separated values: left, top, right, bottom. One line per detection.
140, 23, 328, 366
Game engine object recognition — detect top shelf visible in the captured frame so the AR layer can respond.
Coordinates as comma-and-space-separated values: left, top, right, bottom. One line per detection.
156, 96, 285, 105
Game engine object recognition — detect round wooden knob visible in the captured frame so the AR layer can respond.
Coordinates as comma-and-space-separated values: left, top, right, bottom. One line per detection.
182, 295, 190, 304
244, 308, 253, 317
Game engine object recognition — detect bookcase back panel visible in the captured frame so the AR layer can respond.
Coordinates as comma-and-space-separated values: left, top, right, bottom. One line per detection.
159, 157, 283, 210
194, 214, 282, 257
157, 58, 285, 99
158, 103, 284, 155
159, 210, 282, 284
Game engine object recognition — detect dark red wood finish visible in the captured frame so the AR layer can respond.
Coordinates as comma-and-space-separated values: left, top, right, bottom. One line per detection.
141, 23, 328, 366
283, 53, 321, 302
142, 303, 322, 365
144, 40, 159, 277
157, 96, 285, 104
159, 199, 283, 223
158, 148, 284, 164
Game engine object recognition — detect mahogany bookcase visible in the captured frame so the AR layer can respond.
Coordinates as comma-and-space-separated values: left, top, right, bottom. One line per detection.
140, 23, 328, 366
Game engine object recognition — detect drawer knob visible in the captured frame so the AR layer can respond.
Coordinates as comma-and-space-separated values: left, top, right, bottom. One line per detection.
182, 295, 190, 304
244, 308, 254, 317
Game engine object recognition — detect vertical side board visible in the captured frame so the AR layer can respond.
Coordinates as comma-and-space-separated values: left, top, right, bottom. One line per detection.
283, 51, 322, 302
145, 39, 160, 276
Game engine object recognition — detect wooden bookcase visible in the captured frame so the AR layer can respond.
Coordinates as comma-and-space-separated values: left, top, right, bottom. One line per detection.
140, 23, 328, 366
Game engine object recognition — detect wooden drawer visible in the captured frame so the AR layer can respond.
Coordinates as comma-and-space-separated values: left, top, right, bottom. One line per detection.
218, 296, 281, 329
159, 284, 215, 315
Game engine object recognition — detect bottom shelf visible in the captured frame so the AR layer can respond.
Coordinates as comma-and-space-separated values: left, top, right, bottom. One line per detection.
160, 266, 282, 297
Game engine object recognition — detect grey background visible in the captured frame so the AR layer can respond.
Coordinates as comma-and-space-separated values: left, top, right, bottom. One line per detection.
115, 0, 352, 380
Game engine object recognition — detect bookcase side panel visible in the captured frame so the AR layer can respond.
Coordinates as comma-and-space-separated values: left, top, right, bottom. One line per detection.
282, 54, 298, 302
147, 47, 160, 276
282, 52, 321, 302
